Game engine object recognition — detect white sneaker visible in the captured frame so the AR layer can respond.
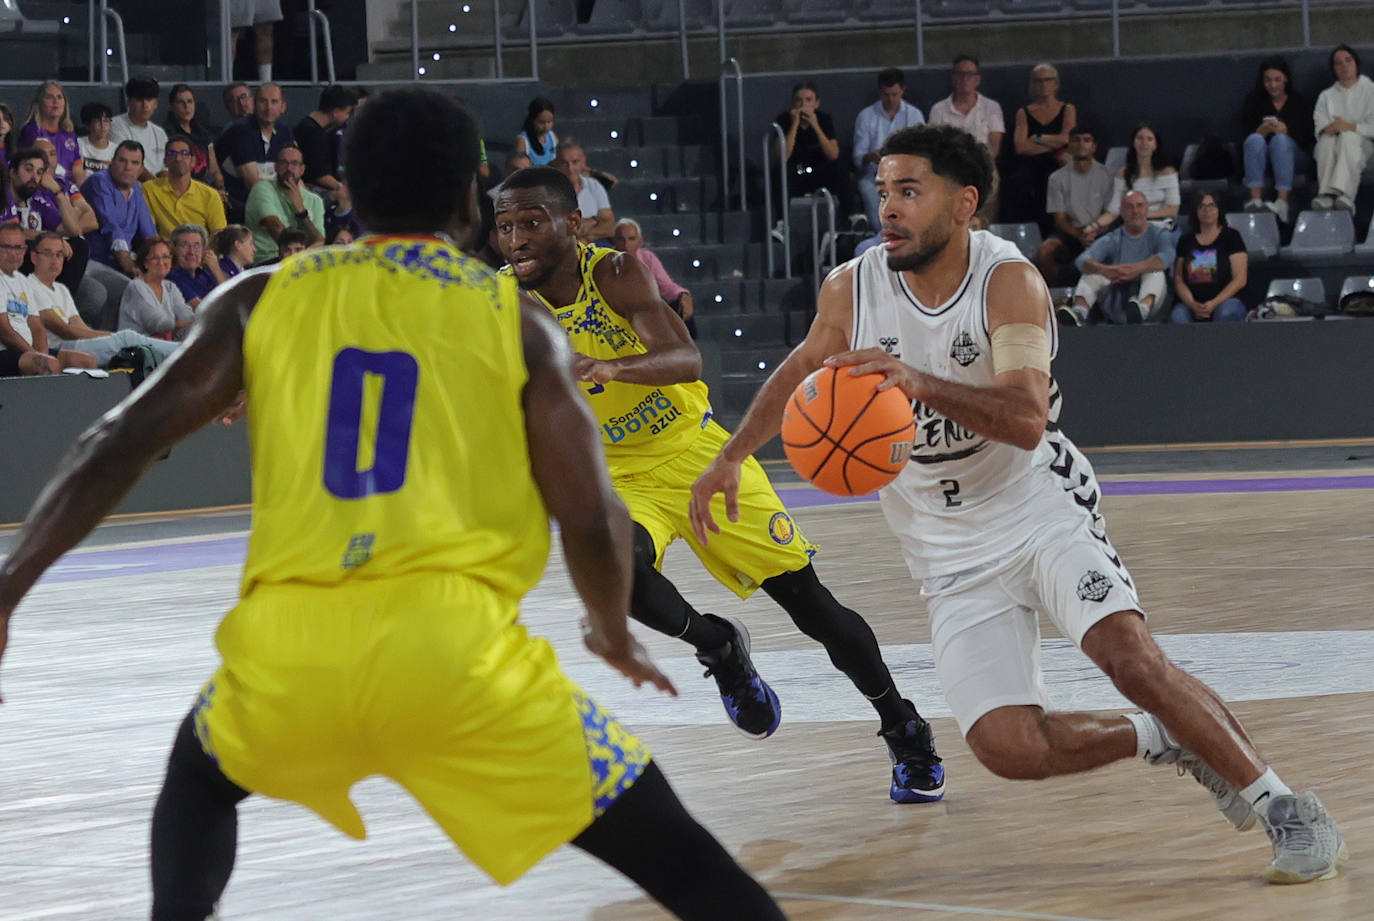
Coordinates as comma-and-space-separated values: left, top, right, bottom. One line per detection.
1260, 791, 1348, 883
1333, 196, 1355, 212
1244, 198, 1267, 213
1265, 199, 1290, 223
1310, 194, 1334, 211
1140, 713, 1256, 832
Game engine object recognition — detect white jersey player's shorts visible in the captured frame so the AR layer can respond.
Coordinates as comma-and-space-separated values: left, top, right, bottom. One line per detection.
921, 509, 1144, 736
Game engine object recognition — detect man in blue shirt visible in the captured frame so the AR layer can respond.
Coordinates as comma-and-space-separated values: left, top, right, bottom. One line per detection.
79, 140, 157, 329
1066, 190, 1176, 325
852, 68, 925, 232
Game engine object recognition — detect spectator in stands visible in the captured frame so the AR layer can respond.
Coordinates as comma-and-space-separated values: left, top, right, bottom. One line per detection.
218, 83, 293, 212
166, 84, 228, 197
514, 97, 558, 166
245, 143, 323, 263
276, 227, 312, 259
144, 136, 228, 240
80, 140, 157, 328
612, 217, 696, 338
118, 237, 193, 340
1034, 125, 1115, 287
853, 67, 925, 233
1241, 56, 1313, 225
79, 102, 115, 175
0, 223, 93, 370
109, 76, 169, 184
1171, 191, 1248, 324
30, 138, 99, 237
0, 104, 15, 170
0, 346, 56, 376
928, 54, 1004, 220
1312, 45, 1374, 212
3, 147, 94, 298
215, 224, 255, 278
232, 0, 284, 83
776, 81, 856, 221
222, 82, 254, 123
1006, 63, 1076, 230
295, 85, 357, 219
326, 225, 355, 246
552, 140, 616, 244
29, 230, 177, 366
18, 81, 83, 185
1109, 123, 1179, 228
1065, 190, 1174, 326
167, 223, 225, 308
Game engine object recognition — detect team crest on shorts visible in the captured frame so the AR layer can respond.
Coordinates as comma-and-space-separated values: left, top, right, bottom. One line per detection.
1076, 570, 1113, 602
768, 512, 796, 545
950, 332, 980, 367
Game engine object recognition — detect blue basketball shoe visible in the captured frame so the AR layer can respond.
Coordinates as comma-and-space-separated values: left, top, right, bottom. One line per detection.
695, 614, 782, 739
879, 708, 945, 803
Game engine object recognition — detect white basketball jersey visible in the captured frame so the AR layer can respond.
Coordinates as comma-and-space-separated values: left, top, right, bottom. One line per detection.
850, 230, 1100, 578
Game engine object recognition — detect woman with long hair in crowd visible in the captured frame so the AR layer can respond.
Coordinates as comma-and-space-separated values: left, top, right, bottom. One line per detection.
18, 80, 84, 184
1172, 189, 1248, 324
1110, 122, 1179, 228
513, 97, 558, 166
1240, 56, 1312, 224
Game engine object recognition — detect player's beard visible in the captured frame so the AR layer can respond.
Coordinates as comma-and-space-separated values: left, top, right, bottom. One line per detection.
885, 204, 955, 274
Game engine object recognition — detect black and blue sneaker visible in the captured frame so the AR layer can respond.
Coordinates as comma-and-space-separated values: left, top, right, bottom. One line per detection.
695, 614, 781, 740
879, 709, 945, 803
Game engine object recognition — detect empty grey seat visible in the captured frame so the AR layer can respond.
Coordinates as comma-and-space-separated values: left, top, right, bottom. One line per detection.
1265, 277, 1327, 308
575, 0, 643, 33
1338, 275, 1374, 303
508, 0, 576, 38
1279, 210, 1355, 258
724, 0, 784, 27
997, 0, 1066, 13
925, 0, 993, 16
1226, 211, 1280, 260
787, 0, 854, 24
1355, 213, 1374, 255
857, 0, 919, 22
642, 0, 715, 30
988, 222, 1043, 260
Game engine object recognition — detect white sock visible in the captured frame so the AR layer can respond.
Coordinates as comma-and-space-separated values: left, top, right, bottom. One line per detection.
1123, 711, 1165, 759
1240, 768, 1291, 811
258, 63, 272, 82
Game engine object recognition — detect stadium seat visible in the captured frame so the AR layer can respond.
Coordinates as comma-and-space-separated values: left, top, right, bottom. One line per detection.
989, 222, 1043, 260
724, 0, 784, 28
787, 0, 853, 24
1338, 275, 1374, 302
1104, 146, 1128, 173
1279, 209, 1355, 259
1354, 213, 1374, 255
511, 0, 576, 38
997, 0, 1066, 13
1226, 211, 1280, 260
575, 0, 642, 34
642, 0, 715, 31
1265, 277, 1327, 308
926, 0, 993, 17
857, 0, 920, 22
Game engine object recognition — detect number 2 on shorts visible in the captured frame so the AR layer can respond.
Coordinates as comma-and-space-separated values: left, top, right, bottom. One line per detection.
322, 348, 420, 499
941, 479, 962, 508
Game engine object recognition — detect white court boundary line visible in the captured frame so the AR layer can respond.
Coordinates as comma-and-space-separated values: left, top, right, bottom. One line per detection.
774, 891, 1116, 921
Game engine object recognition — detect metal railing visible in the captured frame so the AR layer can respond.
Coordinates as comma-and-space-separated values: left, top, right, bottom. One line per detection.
808, 187, 837, 295
96, 0, 127, 87
718, 57, 745, 212
762, 123, 792, 279
307, 0, 337, 86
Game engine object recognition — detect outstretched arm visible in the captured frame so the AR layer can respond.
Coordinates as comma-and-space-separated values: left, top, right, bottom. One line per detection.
688, 263, 854, 543
579, 251, 700, 387
520, 299, 675, 696
0, 269, 270, 697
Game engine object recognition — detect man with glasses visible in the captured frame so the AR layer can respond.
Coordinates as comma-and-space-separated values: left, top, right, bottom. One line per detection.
144, 137, 228, 240
0, 223, 93, 371
166, 223, 226, 308
929, 54, 1005, 219
28, 230, 178, 367
245, 143, 322, 263
221, 82, 254, 124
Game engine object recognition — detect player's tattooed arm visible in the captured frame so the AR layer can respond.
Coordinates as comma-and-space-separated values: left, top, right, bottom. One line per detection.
0, 269, 269, 692
519, 298, 676, 696
578, 251, 701, 387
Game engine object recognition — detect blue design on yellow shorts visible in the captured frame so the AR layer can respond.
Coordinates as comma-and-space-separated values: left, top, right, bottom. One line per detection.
573, 690, 650, 817
768, 512, 795, 546
189, 680, 221, 766
341, 532, 375, 570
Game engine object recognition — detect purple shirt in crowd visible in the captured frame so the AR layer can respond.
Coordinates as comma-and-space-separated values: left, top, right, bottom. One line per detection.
81, 169, 156, 266
17, 123, 81, 177
168, 265, 218, 303
633, 247, 687, 303
218, 255, 243, 279
0, 189, 64, 232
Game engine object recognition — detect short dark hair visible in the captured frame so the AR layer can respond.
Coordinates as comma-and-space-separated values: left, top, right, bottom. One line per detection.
124, 75, 160, 102
953, 53, 980, 71
497, 166, 579, 215
274, 141, 303, 161
790, 80, 819, 97
115, 139, 145, 161
878, 67, 905, 88
165, 135, 193, 152
79, 101, 113, 126
30, 230, 65, 253
8, 146, 44, 170
1068, 124, 1093, 139
278, 227, 312, 252
1330, 44, 1361, 79
1253, 56, 1292, 97
1185, 188, 1228, 234
345, 87, 481, 233
878, 124, 993, 207
317, 84, 357, 113
222, 82, 248, 107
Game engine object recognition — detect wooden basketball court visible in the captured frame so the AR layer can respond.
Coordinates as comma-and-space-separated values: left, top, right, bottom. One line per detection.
0, 455, 1368, 920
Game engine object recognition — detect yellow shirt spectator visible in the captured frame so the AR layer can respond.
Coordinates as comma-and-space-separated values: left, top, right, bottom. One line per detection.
142, 176, 227, 239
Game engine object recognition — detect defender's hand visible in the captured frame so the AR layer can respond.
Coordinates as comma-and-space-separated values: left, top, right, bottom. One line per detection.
571, 352, 617, 386
582, 621, 677, 696
824, 348, 928, 401
689, 455, 742, 545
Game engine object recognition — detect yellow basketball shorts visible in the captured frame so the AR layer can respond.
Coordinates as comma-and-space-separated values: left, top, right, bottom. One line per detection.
614, 419, 817, 598
189, 572, 651, 886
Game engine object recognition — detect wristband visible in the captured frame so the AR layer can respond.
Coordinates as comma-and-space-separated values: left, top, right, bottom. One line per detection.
295, 209, 309, 221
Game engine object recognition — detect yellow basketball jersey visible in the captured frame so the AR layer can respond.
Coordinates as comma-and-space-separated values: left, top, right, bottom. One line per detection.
519, 244, 713, 476
239, 237, 549, 604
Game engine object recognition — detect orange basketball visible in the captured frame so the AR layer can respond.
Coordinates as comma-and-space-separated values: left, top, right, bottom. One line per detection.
781, 367, 915, 496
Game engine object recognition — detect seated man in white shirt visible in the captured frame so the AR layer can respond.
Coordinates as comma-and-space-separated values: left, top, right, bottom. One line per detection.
109, 76, 169, 184
552, 139, 615, 244
27, 232, 177, 367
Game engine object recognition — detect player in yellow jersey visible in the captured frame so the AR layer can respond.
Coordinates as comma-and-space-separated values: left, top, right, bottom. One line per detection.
494, 167, 945, 804
0, 89, 790, 921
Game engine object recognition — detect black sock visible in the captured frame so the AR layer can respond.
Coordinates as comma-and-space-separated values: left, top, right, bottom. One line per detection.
572, 761, 787, 921
150, 713, 251, 921
761, 564, 923, 730
629, 523, 733, 653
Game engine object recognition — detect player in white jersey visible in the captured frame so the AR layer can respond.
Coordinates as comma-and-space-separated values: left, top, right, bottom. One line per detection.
689, 124, 1345, 884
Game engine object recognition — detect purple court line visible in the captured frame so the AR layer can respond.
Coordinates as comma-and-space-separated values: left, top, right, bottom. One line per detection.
18, 474, 1374, 585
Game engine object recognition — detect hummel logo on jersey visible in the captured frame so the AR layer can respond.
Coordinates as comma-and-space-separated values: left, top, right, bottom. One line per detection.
879, 336, 901, 357
950, 332, 980, 366
1076, 570, 1112, 602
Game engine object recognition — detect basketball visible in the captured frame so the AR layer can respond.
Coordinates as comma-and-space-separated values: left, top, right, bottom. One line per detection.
781, 367, 915, 496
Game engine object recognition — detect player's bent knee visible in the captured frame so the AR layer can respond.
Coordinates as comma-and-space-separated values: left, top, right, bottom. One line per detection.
965, 708, 1054, 780
630, 522, 658, 572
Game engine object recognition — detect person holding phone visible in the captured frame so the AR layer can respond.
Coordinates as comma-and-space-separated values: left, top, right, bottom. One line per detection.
1240, 56, 1313, 224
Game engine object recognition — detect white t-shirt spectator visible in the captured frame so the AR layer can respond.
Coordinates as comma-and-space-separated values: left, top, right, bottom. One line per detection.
1109, 172, 1180, 216
928, 94, 1005, 149
1047, 161, 1115, 228
25, 273, 79, 344
108, 115, 168, 172
576, 175, 612, 222
79, 136, 115, 174
0, 269, 37, 345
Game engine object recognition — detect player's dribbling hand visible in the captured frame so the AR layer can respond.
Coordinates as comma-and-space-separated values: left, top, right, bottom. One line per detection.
571, 352, 617, 386
825, 348, 926, 400
582, 621, 678, 696
689, 455, 742, 545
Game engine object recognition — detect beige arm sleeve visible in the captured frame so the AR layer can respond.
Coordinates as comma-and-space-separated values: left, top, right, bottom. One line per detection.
990, 322, 1050, 375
